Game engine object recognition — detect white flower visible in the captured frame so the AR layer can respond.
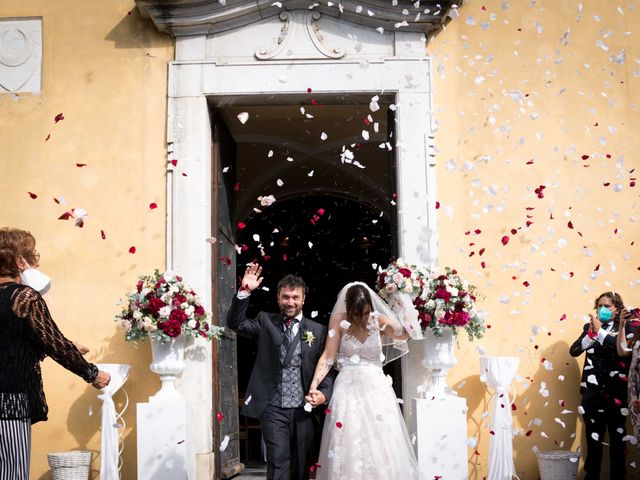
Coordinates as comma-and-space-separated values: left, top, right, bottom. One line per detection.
159, 306, 171, 317
187, 319, 197, 329
447, 286, 459, 297
392, 273, 404, 284
141, 288, 152, 296
133, 310, 143, 320
120, 319, 132, 332
435, 308, 445, 320
169, 285, 179, 294
403, 283, 413, 293
426, 299, 436, 309
143, 321, 157, 332
161, 293, 172, 303
183, 304, 195, 317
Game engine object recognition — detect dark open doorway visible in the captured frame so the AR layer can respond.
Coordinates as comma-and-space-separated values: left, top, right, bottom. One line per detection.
210, 93, 399, 470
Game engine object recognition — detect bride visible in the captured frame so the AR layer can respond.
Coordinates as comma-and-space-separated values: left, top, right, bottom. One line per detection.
306, 282, 421, 480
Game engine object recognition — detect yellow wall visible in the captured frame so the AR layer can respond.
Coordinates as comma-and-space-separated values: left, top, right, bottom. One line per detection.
430, 0, 639, 477
0, 1, 172, 478
1, 0, 639, 479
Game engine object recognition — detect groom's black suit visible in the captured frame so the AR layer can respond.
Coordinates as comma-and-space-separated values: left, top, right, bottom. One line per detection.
227, 294, 335, 480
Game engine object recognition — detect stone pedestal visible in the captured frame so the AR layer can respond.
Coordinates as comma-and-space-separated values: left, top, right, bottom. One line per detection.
137, 400, 195, 480
413, 396, 468, 480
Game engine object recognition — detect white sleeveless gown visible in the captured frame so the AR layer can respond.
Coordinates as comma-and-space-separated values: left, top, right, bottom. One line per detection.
316, 323, 419, 479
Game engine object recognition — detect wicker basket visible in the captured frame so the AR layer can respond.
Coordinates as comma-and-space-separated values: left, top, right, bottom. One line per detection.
47, 450, 92, 480
536, 450, 580, 480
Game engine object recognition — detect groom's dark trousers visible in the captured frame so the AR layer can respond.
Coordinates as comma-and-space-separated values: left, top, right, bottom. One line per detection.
227, 294, 335, 480
261, 405, 315, 480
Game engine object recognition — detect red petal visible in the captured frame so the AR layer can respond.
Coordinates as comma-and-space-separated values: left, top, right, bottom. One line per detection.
237, 221, 246, 229
28, 192, 38, 199
76, 163, 87, 167
435, 201, 440, 209
45, 133, 51, 142
233, 182, 241, 192
567, 221, 574, 229
216, 411, 224, 422
54, 113, 64, 123
170, 159, 178, 167
317, 208, 325, 215
525, 430, 533, 436
149, 203, 158, 210
100, 230, 106, 240
307, 87, 313, 93
324, 408, 331, 414
501, 235, 510, 246
335, 421, 343, 428
58, 211, 73, 220
129, 246, 136, 254
560, 314, 567, 321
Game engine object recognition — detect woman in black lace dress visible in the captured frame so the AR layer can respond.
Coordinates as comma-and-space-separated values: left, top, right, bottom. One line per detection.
0, 229, 110, 479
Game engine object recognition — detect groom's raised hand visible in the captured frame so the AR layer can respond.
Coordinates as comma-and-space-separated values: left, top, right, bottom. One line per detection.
241, 263, 264, 292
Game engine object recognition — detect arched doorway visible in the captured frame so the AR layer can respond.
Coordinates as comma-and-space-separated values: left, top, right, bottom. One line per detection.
234, 194, 399, 465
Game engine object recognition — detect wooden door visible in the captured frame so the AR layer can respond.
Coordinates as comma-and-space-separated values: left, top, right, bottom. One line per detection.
211, 111, 243, 478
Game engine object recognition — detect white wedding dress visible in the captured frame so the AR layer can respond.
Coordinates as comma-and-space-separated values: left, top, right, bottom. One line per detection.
316, 319, 419, 480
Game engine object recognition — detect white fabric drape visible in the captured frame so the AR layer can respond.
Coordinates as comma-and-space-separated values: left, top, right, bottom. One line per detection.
96, 364, 130, 480
480, 356, 520, 480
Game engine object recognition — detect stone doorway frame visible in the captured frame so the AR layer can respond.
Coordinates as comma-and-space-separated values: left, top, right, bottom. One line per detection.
167, 33, 439, 477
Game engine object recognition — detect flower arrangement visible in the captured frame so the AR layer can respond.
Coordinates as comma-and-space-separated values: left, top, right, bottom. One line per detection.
420, 267, 485, 340
376, 260, 431, 301
115, 270, 224, 342
377, 261, 484, 340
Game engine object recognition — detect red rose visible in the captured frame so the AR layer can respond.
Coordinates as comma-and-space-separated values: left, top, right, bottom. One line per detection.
136, 280, 144, 293
159, 319, 182, 337
434, 288, 451, 303
147, 297, 166, 316
169, 308, 188, 324
194, 305, 205, 316
398, 268, 412, 278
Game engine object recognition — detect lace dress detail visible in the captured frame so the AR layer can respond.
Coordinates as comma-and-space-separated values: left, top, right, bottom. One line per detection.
317, 319, 419, 480
0, 283, 98, 423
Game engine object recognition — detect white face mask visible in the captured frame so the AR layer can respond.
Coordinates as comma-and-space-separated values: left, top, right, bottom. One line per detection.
20, 259, 51, 294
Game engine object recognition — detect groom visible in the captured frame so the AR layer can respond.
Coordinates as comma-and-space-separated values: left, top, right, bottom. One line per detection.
227, 263, 335, 480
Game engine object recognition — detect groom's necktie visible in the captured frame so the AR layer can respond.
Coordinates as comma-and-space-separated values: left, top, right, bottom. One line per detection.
283, 317, 297, 351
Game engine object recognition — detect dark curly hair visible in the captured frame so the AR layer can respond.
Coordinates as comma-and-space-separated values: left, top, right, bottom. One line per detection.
277, 274, 307, 297
593, 291, 625, 319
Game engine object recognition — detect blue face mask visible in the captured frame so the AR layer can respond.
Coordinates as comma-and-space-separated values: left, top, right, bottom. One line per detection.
597, 306, 613, 322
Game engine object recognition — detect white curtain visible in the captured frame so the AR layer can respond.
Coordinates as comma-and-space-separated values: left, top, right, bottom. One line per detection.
96, 364, 130, 480
480, 356, 520, 480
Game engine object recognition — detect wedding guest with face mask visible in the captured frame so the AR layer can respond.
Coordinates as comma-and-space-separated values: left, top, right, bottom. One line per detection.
570, 291, 633, 480
0, 228, 110, 479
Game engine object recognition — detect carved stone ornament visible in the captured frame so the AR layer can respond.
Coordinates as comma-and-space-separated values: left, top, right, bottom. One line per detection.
0, 19, 42, 94
255, 11, 345, 61
136, 0, 460, 38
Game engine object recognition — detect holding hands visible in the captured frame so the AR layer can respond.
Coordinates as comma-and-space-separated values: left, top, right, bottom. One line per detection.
305, 389, 326, 408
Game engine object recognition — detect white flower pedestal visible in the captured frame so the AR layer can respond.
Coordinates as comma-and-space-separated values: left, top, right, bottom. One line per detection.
413, 328, 469, 480
137, 336, 195, 480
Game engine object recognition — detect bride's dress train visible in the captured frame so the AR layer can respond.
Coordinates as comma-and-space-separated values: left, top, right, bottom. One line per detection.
316, 320, 419, 480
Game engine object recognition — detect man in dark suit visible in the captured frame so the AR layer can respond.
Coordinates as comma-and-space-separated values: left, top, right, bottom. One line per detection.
570, 292, 633, 480
227, 263, 335, 480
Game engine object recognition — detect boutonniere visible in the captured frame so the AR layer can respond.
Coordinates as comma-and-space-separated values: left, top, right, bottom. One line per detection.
302, 330, 316, 346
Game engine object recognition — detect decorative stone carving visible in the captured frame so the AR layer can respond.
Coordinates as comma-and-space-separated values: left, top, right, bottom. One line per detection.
136, 0, 459, 38
0, 19, 42, 94
254, 11, 345, 61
